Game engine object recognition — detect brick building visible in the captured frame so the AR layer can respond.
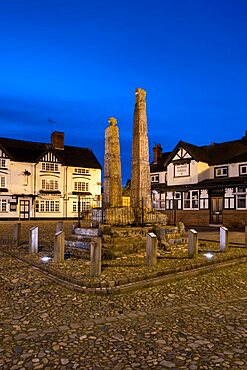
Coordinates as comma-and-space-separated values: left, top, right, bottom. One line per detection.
0, 132, 102, 220
150, 133, 247, 228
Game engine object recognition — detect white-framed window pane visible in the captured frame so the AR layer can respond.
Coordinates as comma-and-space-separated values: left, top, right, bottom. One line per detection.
0, 159, 6, 168
0, 177, 6, 188
0, 199, 7, 212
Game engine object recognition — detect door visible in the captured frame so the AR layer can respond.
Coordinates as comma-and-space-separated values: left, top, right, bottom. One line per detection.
20, 200, 30, 219
210, 197, 223, 224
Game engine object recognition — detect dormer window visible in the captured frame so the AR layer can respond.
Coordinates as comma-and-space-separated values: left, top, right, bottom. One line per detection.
74, 168, 89, 174
41, 163, 59, 172
214, 166, 228, 177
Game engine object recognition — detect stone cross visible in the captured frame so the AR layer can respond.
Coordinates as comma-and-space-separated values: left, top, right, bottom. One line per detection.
13, 223, 21, 247
54, 231, 65, 263
130, 88, 152, 216
103, 117, 122, 208
146, 232, 157, 266
29, 227, 38, 253
188, 229, 198, 258
220, 226, 229, 252
90, 237, 102, 277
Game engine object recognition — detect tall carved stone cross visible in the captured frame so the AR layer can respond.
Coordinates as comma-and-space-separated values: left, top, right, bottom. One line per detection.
130, 88, 151, 213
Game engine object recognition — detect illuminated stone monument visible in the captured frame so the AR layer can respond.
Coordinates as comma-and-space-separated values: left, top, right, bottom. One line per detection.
130, 88, 152, 214
103, 117, 123, 208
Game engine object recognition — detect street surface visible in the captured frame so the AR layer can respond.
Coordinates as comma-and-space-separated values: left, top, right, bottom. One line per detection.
0, 250, 246, 370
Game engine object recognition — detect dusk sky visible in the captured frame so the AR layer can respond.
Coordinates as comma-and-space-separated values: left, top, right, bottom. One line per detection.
0, 0, 247, 184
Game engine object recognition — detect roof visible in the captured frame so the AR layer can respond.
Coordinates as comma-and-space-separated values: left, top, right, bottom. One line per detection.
0, 137, 102, 169
151, 136, 247, 172
150, 152, 171, 173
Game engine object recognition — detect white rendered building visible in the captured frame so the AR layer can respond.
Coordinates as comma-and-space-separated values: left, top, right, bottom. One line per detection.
0, 131, 102, 220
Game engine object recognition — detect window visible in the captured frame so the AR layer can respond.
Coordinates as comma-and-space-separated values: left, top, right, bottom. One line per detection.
36, 200, 60, 212
0, 176, 6, 188
183, 190, 199, 209
72, 200, 91, 212
74, 181, 89, 192
239, 165, 247, 176
74, 168, 89, 174
0, 159, 6, 168
214, 166, 228, 177
151, 174, 159, 182
41, 179, 58, 191
41, 163, 58, 172
0, 199, 7, 212
236, 186, 247, 209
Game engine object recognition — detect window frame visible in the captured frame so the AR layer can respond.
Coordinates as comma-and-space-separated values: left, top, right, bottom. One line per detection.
214, 166, 228, 178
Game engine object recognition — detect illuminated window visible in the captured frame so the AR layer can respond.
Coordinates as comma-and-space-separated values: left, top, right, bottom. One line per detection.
74, 168, 89, 174
0, 159, 6, 168
41, 163, 59, 172
183, 190, 199, 209
0, 177, 6, 188
0, 199, 7, 212
41, 179, 58, 191
236, 186, 247, 209
74, 182, 89, 192
36, 200, 59, 212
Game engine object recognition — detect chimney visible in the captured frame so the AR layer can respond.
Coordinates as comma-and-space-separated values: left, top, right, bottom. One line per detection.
153, 144, 162, 164
51, 131, 64, 150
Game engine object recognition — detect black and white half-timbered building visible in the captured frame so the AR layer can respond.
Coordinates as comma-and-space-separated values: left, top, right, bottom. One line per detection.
150, 133, 247, 228
0, 131, 102, 220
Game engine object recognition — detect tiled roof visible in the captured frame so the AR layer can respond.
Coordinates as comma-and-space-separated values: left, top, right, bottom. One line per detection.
0, 137, 102, 169
151, 136, 247, 171
150, 152, 171, 173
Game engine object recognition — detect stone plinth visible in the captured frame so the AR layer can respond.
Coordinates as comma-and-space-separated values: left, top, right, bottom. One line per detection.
130, 88, 151, 216
146, 232, 157, 266
29, 227, 38, 253
188, 229, 198, 258
220, 226, 228, 252
90, 237, 102, 277
13, 223, 21, 247
103, 117, 122, 208
54, 231, 65, 263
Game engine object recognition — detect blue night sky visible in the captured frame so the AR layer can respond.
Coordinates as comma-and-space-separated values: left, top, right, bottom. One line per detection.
0, 0, 247, 185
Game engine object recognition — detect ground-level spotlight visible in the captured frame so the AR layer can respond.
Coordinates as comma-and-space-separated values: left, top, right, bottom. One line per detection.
204, 252, 214, 259
41, 256, 51, 263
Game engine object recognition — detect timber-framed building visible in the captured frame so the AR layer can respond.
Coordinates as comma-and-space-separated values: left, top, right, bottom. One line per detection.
150, 133, 247, 228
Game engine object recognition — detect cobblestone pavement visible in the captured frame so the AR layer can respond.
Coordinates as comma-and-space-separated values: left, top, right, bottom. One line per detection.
0, 251, 246, 370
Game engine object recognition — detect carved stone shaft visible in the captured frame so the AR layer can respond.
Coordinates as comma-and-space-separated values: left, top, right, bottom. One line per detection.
130, 88, 151, 210
103, 117, 122, 208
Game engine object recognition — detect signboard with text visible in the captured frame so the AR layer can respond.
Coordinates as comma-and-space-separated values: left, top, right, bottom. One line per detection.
174, 163, 190, 177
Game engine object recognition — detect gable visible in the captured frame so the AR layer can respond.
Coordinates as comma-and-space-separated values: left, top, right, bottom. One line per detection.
39, 151, 61, 163
172, 147, 192, 161
0, 147, 9, 159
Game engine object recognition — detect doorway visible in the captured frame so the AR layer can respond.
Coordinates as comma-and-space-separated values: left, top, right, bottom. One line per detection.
19, 200, 30, 219
210, 196, 223, 225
